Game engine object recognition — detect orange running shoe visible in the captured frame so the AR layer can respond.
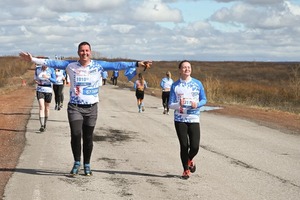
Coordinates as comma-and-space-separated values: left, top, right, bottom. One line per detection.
188, 160, 196, 173
181, 169, 190, 179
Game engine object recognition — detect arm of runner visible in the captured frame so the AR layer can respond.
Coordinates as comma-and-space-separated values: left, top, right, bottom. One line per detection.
49, 68, 57, 83
19, 52, 71, 70
168, 83, 181, 110
97, 60, 152, 81
195, 80, 207, 108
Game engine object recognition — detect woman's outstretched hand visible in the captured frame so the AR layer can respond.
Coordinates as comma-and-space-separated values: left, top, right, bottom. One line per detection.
19, 52, 33, 62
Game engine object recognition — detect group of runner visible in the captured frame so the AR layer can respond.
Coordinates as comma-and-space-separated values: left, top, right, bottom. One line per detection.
20, 41, 207, 179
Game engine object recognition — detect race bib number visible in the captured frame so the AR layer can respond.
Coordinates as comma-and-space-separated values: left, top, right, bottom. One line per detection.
183, 98, 193, 106
76, 75, 91, 86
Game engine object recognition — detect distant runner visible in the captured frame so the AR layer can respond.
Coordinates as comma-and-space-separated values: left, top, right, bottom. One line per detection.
34, 65, 57, 132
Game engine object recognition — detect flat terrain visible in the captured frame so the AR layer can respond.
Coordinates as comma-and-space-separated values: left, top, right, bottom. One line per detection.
0, 80, 299, 199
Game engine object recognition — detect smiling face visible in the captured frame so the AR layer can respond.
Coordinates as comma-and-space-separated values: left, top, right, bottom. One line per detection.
77, 42, 91, 66
179, 61, 192, 80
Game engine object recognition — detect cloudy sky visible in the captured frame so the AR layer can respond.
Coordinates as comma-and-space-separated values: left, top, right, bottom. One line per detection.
1, 0, 300, 61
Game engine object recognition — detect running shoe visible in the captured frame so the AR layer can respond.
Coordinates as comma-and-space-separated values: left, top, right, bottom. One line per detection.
70, 161, 80, 176
39, 126, 45, 132
142, 106, 145, 112
163, 110, 166, 114
54, 104, 58, 110
188, 160, 196, 173
84, 164, 92, 176
181, 169, 190, 179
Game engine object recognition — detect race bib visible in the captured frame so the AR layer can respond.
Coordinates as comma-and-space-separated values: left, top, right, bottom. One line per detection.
76, 75, 91, 86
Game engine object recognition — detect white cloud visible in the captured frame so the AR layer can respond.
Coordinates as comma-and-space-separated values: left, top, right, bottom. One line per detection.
133, 0, 183, 22
210, 1, 300, 30
43, 0, 127, 12
111, 24, 135, 33
285, 0, 300, 15
0, 0, 299, 61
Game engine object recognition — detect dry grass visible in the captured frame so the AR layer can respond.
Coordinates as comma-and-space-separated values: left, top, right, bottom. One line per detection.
0, 57, 33, 93
1, 56, 299, 114
117, 60, 300, 114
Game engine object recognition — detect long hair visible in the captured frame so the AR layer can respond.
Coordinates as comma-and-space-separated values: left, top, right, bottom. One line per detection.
166, 71, 172, 79
138, 73, 144, 86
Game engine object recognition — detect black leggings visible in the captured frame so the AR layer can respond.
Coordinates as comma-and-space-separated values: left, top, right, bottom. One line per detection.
113, 77, 118, 85
162, 91, 170, 111
69, 120, 95, 164
53, 85, 64, 105
175, 122, 200, 170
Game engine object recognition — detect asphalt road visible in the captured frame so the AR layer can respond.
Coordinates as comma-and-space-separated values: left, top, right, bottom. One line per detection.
3, 84, 300, 200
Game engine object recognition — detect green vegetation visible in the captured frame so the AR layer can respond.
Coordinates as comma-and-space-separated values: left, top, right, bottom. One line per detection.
1, 56, 299, 114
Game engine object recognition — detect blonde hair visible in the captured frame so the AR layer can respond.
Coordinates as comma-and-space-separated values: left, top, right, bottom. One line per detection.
138, 73, 144, 85
166, 71, 172, 79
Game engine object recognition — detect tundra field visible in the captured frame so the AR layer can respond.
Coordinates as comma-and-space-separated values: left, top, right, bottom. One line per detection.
0, 56, 299, 198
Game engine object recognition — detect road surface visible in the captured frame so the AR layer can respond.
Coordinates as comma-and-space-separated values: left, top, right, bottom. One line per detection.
3, 84, 300, 200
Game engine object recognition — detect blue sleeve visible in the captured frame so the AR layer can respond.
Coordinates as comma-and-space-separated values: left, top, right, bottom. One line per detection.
168, 81, 180, 110
96, 61, 137, 81
49, 68, 57, 83
197, 81, 207, 107
124, 68, 137, 81
32, 57, 73, 70
96, 60, 137, 71
160, 79, 164, 89
45, 60, 73, 70
133, 81, 137, 89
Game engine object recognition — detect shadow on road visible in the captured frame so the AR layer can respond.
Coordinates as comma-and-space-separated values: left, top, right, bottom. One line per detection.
0, 168, 66, 176
0, 168, 179, 179
95, 169, 178, 179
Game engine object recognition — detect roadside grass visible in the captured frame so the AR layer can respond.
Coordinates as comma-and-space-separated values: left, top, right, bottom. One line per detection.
0, 57, 32, 87
1, 56, 299, 114
117, 60, 300, 114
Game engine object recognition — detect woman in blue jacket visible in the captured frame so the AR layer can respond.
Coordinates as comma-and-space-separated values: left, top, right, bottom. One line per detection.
169, 60, 207, 179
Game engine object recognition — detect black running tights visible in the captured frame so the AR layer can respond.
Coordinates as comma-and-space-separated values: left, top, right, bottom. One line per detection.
53, 84, 64, 105
162, 91, 170, 111
175, 122, 200, 170
69, 120, 94, 164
